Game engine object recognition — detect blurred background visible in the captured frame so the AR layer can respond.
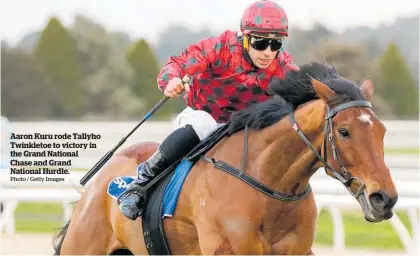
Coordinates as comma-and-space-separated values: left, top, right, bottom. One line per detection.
0, 0, 419, 255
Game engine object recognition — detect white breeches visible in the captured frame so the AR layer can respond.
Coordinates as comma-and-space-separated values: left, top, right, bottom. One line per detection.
173, 107, 225, 141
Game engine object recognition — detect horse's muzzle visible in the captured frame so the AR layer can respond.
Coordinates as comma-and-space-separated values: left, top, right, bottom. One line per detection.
368, 190, 398, 219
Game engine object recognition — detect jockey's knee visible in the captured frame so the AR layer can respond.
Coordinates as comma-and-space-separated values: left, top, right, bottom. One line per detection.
174, 108, 218, 141
188, 110, 218, 140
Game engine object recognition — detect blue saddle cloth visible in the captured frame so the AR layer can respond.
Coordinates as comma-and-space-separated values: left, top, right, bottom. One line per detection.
107, 158, 194, 218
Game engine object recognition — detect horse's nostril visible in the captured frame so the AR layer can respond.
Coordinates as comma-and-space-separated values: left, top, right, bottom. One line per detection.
369, 190, 394, 214
370, 192, 385, 206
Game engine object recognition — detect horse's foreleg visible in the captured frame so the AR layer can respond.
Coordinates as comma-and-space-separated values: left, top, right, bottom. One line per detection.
307, 248, 314, 255
60, 187, 118, 254
196, 228, 233, 255
60, 220, 114, 255
196, 220, 270, 255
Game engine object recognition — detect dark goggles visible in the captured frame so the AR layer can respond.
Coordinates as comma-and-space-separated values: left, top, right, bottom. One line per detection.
249, 36, 283, 52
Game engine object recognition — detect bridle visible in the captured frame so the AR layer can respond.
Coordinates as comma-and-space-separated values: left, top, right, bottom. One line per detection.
289, 100, 372, 199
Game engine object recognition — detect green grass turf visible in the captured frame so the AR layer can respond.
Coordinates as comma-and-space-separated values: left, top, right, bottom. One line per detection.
9, 203, 413, 251
315, 209, 412, 250
384, 148, 419, 155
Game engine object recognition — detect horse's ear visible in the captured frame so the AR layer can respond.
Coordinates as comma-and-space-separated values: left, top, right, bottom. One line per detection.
310, 76, 336, 102
360, 77, 374, 101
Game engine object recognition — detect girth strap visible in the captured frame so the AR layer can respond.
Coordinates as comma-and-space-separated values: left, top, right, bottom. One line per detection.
201, 155, 312, 201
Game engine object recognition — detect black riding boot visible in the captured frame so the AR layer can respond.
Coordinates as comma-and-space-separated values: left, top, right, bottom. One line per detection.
118, 124, 201, 220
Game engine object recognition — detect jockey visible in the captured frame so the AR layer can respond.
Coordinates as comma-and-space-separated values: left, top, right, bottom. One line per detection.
118, 0, 299, 220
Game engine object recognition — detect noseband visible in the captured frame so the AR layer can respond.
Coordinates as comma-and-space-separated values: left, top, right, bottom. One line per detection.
289, 100, 372, 199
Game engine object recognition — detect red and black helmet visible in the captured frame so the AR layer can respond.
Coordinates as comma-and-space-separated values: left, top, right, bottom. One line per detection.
240, 0, 289, 39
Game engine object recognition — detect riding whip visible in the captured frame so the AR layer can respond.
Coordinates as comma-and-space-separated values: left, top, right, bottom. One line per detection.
79, 75, 191, 186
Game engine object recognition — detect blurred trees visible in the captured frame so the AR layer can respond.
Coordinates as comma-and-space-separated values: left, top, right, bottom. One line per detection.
71, 15, 143, 119
305, 40, 395, 117
1, 48, 57, 118
126, 39, 161, 113
126, 39, 186, 117
1, 40, 9, 49
33, 17, 83, 117
306, 40, 378, 82
285, 23, 333, 65
1, 15, 418, 120
155, 25, 213, 65
378, 42, 419, 118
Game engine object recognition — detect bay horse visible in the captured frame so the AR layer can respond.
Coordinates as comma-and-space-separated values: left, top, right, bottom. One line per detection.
54, 62, 398, 255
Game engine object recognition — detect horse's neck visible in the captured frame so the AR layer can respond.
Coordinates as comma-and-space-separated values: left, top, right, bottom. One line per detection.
250, 100, 326, 196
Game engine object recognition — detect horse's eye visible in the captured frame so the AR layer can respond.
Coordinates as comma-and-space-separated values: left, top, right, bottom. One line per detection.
338, 128, 350, 138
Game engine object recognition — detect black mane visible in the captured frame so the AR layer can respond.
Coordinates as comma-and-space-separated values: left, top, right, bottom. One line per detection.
228, 61, 366, 134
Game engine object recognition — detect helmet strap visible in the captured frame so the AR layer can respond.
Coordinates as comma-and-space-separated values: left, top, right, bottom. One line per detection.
243, 35, 250, 51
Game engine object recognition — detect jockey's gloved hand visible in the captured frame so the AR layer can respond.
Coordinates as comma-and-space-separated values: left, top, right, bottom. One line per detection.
164, 77, 190, 98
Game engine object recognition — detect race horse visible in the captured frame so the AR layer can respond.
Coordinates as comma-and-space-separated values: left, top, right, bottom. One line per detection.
54, 62, 398, 255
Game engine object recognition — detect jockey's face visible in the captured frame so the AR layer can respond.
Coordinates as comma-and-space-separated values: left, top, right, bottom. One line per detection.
247, 36, 282, 69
